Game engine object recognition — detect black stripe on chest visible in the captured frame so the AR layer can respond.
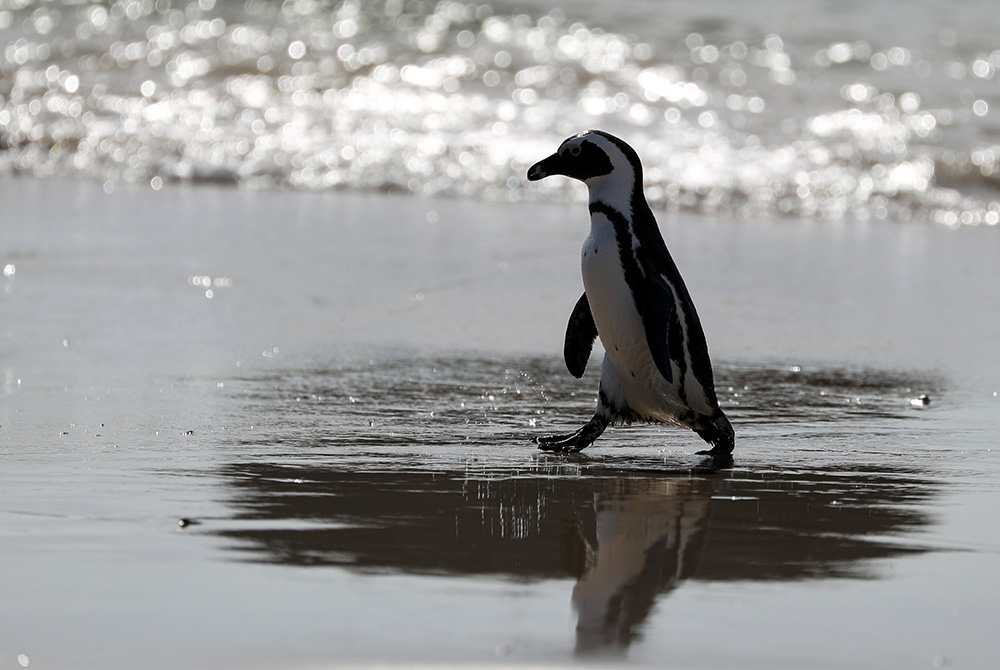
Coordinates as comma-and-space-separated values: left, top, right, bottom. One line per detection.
589, 202, 646, 306
588, 201, 689, 399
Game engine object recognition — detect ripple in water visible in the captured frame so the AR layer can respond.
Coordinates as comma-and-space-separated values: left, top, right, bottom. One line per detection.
222, 353, 943, 463
1, 0, 998, 224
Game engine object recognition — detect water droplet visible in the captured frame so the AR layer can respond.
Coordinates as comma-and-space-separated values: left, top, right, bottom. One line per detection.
288, 40, 306, 59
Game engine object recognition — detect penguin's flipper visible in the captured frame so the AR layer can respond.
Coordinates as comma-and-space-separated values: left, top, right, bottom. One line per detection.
564, 293, 598, 378
638, 260, 676, 384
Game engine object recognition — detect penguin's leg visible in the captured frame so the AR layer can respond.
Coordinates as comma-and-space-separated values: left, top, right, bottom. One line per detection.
535, 356, 621, 453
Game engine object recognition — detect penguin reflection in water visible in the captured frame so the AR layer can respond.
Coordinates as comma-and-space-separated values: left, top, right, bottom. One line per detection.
527, 131, 734, 461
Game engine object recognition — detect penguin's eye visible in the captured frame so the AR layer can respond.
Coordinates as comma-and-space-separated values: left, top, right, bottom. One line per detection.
569, 145, 582, 157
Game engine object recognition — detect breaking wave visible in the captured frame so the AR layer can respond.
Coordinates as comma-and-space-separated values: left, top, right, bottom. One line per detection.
1, 0, 999, 224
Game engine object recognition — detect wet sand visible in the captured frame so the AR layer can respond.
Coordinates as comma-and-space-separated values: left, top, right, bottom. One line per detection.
2, 178, 999, 669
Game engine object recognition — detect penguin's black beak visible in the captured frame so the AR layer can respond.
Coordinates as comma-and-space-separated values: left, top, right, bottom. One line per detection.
527, 153, 564, 181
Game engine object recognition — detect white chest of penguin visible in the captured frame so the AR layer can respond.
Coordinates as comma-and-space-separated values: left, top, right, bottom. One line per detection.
580, 213, 654, 381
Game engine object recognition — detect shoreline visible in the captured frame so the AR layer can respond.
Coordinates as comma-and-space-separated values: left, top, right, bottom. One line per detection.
4, 177, 998, 376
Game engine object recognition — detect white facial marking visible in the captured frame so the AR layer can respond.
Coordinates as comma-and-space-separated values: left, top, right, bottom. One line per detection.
576, 133, 636, 212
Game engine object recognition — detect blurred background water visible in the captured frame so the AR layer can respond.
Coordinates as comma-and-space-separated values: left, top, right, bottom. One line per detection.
1, 0, 999, 224
4, 5, 1000, 655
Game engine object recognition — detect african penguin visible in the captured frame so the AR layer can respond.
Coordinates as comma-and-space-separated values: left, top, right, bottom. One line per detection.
526, 130, 734, 460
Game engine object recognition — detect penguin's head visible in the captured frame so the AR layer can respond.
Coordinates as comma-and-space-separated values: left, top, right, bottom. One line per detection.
526, 131, 642, 193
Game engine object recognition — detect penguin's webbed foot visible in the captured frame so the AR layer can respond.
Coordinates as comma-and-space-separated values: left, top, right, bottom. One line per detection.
695, 443, 735, 469
694, 414, 734, 466
695, 443, 733, 456
534, 429, 590, 453
696, 449, 734, 469
533, 415, 608, 453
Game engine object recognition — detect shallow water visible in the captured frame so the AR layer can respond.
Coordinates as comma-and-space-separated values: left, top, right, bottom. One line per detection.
2, 181, 999, 668
4, 3, 1000, 666
2, 0, 1000, 223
